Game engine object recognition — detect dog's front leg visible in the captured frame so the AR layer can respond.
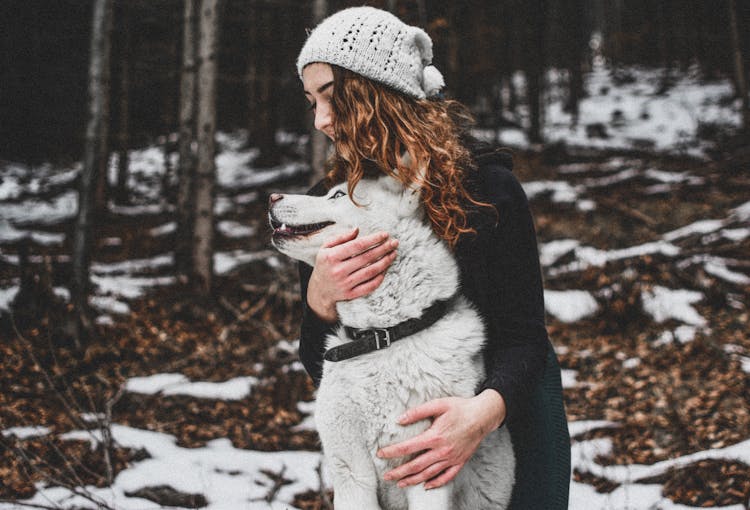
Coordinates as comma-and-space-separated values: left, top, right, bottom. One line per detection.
405, 483, 451, 510
327, 450, 382, 510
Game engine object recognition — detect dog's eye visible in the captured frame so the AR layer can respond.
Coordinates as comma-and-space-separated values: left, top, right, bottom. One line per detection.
329, 190, 346, 200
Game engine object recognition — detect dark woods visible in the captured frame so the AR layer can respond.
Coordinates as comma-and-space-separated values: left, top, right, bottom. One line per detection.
1, 0, 749, 344
1, 0, 748, 165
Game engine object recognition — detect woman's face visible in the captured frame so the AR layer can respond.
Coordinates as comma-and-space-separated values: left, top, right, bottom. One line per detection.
302, 62, 335, 141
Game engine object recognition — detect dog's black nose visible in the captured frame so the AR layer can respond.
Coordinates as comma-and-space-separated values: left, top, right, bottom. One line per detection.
269, 193, 283, 206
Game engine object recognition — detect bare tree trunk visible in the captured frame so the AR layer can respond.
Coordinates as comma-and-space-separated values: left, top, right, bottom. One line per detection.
525, 0, 545, 144
246, 1, 259, 145
72, 0, 114, 344
254, 3, 281, 167
115, 5, 131, 205
176, 0, 198, 280
309, 0, 329, 185
563, 0, 587, 127
729, 0, 750, 131
191, 0, 220, 295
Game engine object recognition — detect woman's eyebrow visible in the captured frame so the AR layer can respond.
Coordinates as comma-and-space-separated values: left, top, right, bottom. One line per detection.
304, 80, 334, 96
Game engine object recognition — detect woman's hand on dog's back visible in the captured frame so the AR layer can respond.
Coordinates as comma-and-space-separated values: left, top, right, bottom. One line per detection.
307, 227, 399, 322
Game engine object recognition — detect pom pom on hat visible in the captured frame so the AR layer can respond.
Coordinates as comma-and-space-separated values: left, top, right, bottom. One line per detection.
422, 65, 445, 97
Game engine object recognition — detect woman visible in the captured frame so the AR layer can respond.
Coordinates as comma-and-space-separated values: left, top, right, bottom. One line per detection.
294, 6, 570, 508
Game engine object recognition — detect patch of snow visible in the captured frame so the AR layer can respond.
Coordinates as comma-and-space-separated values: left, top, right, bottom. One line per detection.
544, 290, 599, 322
148, 221, 176, 236
720, 227, 750, 242
218, 220, 257, 238
0, 286, 18, 311
90, 295, 130, 315
641, 286, 706, 327
0, 176, 24, 200
539, 239, 580, 267
109, 201, 173, 216
292, 401, 317, 432
703, 258, 750, 285
568, 420, 619, 438
576, 199, 597, 211
91, 274, 176, 299
2, 426, 51, 439
91, 253, 173, 275
125, 373, 259, 401
0, 190, 77, 226
732, 201, 750, 221
622, 357, 641, 369
548, 240, 680, 276
560, 369, 578, 389
218, 161, 308, 190
214, 249, 276, 275
662, 219, 726, 241
522, 180, 582, 203
643, 168, 703, 185
674, 325, 697, 344
17, 424, 328, 510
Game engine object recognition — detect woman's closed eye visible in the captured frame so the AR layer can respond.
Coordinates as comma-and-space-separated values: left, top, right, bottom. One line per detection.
329, 190, 346, 199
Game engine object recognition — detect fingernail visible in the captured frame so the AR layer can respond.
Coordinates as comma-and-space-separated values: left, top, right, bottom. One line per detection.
397, 481, 407, 488
376, 450, 384, 458
397, 414, 407, 423
424, 484, 433, 490
391, 239, 399, 248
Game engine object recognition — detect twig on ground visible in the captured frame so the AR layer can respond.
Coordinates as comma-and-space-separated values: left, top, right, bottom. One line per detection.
250, 465, 293, 503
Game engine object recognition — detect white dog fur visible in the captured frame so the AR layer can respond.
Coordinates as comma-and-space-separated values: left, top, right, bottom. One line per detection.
269, 175, 514, 509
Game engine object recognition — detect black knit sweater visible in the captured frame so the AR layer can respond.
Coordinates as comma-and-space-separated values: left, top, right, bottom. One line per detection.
296, 148, 551, 424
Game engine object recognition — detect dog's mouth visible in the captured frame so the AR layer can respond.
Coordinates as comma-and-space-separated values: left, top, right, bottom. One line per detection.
270, 217, 334, 238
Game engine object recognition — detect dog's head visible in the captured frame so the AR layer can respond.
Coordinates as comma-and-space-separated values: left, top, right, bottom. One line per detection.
268, 175, 421, 266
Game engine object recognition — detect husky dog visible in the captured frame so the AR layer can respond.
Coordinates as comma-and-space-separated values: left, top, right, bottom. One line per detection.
269, 175, 514, 509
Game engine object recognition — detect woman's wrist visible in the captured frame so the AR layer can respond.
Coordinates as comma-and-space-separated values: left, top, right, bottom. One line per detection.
307, 285, 338, 323
476, 389, 507, 430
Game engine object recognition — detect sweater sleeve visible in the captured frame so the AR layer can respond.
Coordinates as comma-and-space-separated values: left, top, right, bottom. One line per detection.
474, 164, 550, 424
297, 262, 335, 386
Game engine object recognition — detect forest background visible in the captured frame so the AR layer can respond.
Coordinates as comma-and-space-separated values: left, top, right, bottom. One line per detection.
0, 0, 749, 508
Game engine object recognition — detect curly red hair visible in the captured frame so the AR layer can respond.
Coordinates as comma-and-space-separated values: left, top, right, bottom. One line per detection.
324, 65, 494, 248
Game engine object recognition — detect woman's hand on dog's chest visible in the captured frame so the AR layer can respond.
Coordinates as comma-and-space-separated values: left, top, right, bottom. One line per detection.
376, 390, 507, 490
307, 227, 399, 322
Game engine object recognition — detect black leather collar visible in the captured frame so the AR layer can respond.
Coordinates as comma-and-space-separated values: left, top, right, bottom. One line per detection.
323, 295, 458, 362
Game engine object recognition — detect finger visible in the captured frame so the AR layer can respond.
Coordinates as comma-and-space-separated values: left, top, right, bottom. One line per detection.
384, 449, 442, 481
322, 227, 359, 249
396, 461, 450, 488
424, 464, 462, 490
339, 237, 398, 275
398, 399, 450, 425
335, 231, 390, 260
345, 249, 397, 289
345, 271, 386, 300
377, 431, 435, 459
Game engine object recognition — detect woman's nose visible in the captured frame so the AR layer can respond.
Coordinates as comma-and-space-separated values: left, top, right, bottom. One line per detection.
314, 104, 332, 133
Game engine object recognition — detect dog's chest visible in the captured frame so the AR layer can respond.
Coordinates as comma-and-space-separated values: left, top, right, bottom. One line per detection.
315, 302, 486, 449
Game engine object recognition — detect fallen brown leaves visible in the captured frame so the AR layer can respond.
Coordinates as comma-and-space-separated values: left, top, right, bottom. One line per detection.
1, 148, 749, 506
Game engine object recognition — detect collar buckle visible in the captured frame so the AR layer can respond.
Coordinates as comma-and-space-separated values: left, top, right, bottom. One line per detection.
355, 328, 391, 350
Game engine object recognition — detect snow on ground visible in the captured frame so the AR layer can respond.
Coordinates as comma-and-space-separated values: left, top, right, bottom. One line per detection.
641, 285, 707, 327
0, 425, 326, 510
125, 373, 259, 400
544, 289, 599, 322
1, 66, 748, 508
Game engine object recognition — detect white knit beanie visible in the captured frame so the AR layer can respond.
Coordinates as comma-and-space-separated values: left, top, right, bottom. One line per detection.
296, 6, 445, 100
